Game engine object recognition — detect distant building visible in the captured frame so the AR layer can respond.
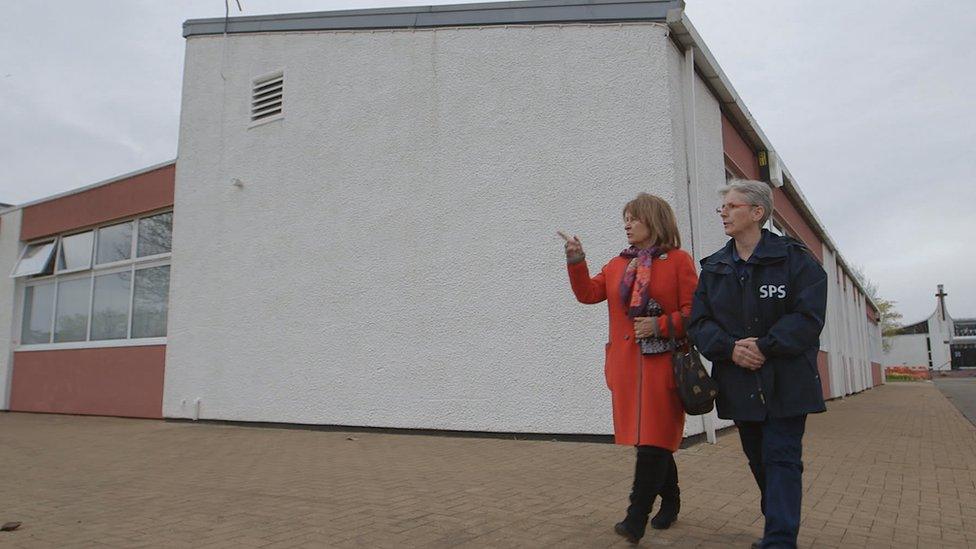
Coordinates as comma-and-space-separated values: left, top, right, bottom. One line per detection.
884, 285, 976, 370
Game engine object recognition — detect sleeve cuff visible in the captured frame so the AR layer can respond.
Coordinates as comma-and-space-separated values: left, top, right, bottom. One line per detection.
756, 336, 773, 357
725, 336, 737, 359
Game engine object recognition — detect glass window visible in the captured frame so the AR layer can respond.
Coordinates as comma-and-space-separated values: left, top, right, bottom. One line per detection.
90, 271, 131, 340
12, 240, 56, 278
137, 212, 173, 257
54, 278, 91, 342
18, 212, 172, 347
131, 266, 170, 338
21, 283, 55, 344
96, 222, 132, 264
57, 231, 94, 272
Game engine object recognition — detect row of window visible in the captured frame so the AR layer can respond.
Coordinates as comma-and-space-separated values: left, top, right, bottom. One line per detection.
15, 212, 172, 346
13, 212, 172, 278
22, 265, 170, 344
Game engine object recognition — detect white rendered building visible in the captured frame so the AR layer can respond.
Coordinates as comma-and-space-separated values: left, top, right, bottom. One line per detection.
1, 1, 885, 443
885, 285, 976, 371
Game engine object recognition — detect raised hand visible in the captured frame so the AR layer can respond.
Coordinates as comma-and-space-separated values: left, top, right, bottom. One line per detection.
557, 231, 585, 263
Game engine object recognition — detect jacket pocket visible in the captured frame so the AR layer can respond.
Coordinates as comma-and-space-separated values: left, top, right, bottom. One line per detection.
604, 343, 612, 390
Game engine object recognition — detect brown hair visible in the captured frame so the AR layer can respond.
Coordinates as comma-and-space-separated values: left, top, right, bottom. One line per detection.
622, 193, 681, 251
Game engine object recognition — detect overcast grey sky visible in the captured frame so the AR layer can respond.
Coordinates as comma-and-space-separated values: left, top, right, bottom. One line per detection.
1, 1, 973, 323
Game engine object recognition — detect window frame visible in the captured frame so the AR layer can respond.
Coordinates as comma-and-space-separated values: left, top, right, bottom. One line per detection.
51, 268, 95, 344
135, 211, 174, 261
94, 220, 135, 268
15, 208, 173, 351
9, 239, 57, 278
54, 229, 95, 275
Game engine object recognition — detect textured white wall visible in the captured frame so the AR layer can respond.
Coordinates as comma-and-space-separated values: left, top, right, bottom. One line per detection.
0, 209, 22, 410
167, 23, 696, 434
883, 333, 929, 368
821, 249, 843, 396
927, 312, 953, 370
884, 305, 954, 371
817, 240, 881, 397
663, 41, 734, 435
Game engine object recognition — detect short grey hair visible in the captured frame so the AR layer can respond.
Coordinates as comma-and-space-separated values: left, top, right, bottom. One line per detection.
720, 179, 773, 225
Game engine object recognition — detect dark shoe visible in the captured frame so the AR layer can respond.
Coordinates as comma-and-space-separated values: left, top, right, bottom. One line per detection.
750, 538, 763, 549
619, 447, 670, 541
651, 456, 680, 530
649, 494, 679, 530
614, 521, 640, 545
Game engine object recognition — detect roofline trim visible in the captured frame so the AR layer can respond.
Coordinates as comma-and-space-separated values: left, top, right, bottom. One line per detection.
183, 0, 683, 37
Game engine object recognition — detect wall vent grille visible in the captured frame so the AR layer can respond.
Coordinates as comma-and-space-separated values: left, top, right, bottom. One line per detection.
251, 73, 283, 123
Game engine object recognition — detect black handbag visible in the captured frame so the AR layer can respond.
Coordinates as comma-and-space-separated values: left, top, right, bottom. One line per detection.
666, 315, 718, 416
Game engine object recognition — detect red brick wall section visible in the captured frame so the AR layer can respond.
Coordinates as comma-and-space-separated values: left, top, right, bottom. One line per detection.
818, 351, 832, 399
20, 163, 175, 241
721, 115, 825, 264
866, 304, 879, 324
771, 187, 824, 263
872, 362, 883, 387
722, 115, 760, 180
10, 346, 165, 418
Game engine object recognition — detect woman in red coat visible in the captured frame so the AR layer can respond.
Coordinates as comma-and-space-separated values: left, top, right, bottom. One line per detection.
563, 193, 698, 544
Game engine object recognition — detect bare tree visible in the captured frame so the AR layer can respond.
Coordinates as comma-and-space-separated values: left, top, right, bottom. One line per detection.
850, 264, 903, 352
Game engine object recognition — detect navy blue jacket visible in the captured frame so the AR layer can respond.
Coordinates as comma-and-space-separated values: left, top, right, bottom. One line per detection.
688, 230, 827, 421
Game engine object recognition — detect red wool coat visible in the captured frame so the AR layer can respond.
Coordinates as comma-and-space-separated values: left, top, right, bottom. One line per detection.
568, 249, 699, 450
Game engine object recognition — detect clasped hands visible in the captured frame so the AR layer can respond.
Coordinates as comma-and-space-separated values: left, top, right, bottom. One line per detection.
733, 338, 765, 370
635, 322, 765, 370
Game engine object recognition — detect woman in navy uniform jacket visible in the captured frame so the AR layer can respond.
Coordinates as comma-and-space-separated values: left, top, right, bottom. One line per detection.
688, 179, 827, 549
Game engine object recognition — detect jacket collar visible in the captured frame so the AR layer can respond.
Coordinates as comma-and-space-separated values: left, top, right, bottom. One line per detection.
704, 229, 787, 268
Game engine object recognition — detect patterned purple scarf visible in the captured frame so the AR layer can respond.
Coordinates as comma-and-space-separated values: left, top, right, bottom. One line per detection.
619, 246, 665, 319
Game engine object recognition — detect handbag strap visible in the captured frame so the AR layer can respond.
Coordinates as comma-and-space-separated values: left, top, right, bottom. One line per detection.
665, 314, 678, 346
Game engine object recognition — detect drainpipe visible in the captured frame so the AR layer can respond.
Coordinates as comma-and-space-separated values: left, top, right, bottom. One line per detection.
680, 46, 716, 444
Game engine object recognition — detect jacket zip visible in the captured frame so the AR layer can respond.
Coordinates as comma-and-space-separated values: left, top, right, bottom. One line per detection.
738, 264, 766, 406
751, 275, 767, 405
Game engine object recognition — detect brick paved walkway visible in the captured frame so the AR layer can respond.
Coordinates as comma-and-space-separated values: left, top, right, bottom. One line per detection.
2, 382, 975, 548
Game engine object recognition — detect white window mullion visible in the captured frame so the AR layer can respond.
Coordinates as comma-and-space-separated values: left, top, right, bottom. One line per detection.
131, 214, 140, 259
93, 226, 100, 268
86, 272, 96, 341
48, 278, 59, 344
54, 237, 63, 273
126, 264, 136, 340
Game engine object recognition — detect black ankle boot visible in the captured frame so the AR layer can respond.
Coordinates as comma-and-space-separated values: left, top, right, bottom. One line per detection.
614, 520, 640, 544
615, 446, 669, 543
651, 456, 679, 530
650, 487, 679, 530
615, 482, 647, 544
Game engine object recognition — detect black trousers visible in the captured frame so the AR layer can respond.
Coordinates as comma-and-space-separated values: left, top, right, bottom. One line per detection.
736, 415, 807, 549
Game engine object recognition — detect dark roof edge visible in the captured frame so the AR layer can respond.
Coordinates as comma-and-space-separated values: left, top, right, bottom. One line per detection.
183, 0, 683, 37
